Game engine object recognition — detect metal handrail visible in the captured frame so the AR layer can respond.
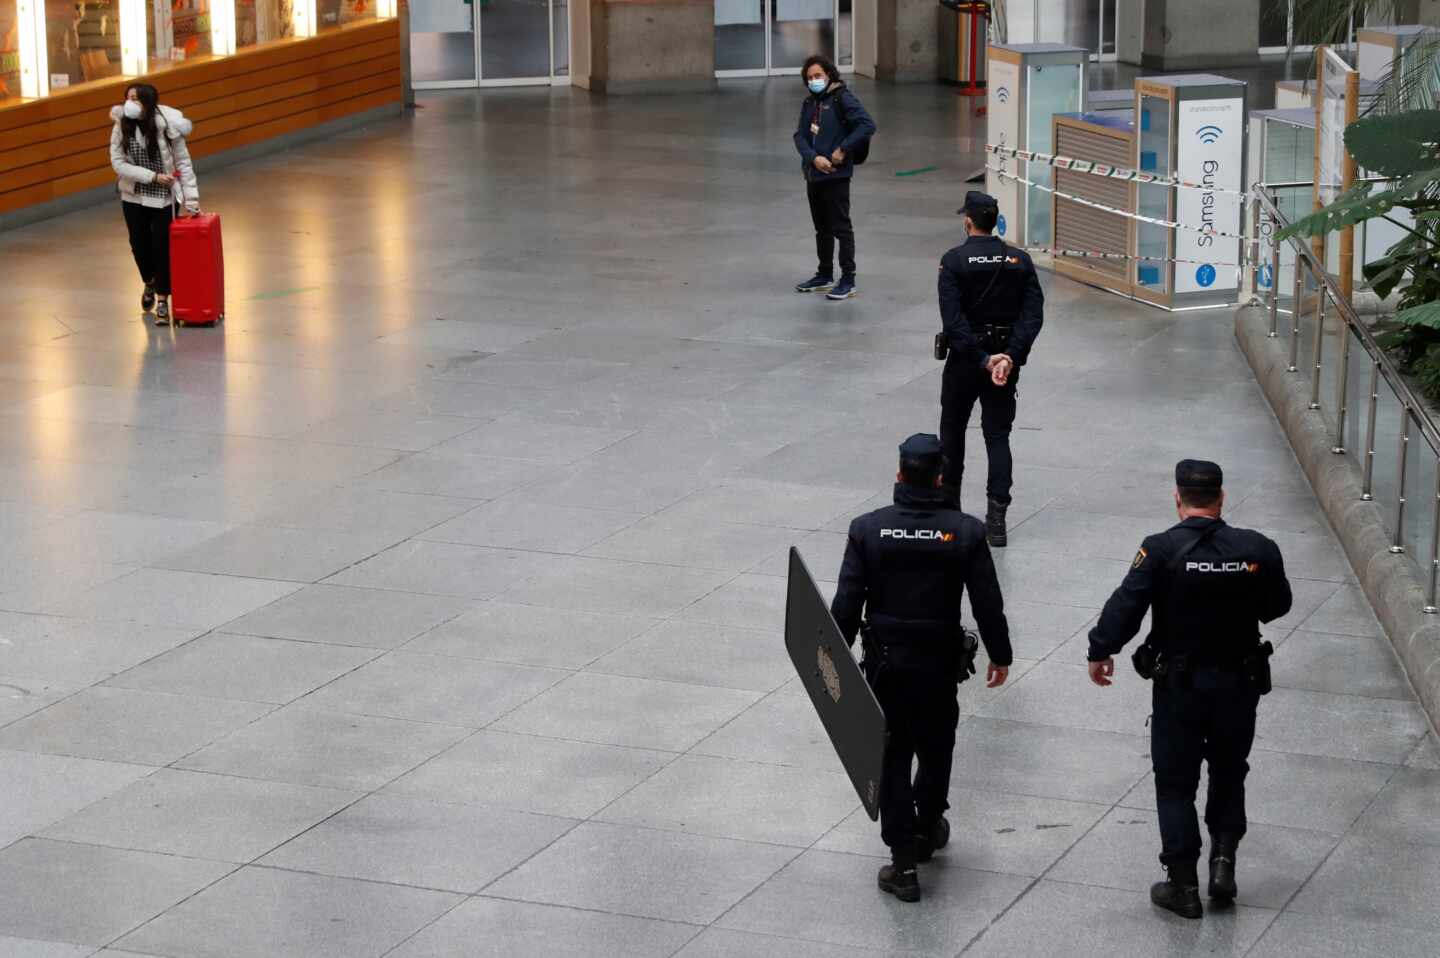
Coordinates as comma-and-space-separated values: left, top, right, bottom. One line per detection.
1253, 185, 1440, 456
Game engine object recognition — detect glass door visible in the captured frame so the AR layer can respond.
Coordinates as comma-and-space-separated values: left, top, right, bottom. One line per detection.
411, 0, 477, 85
715, 0, 840, 77
771, 0, 831, 71
479, 0, 550, 82
411, 0, 564, 88
716, 0, 765, 72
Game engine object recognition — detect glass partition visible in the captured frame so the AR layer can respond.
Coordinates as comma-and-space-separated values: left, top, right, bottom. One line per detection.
551, 0, 566, 76
715, 0, 764, 71
45, 0, 122, 89
770, 0, 831, 71
1135, 93, 1171, 295
237, 0, 292, 47
480, 0, 548, 79
1401, 417, 1437, 580
409, 0, 473, 83
1317, 296, 1342, 433
1025, 62, 1082, 245
1342, 334, 1370, 458
1370, 376, 1405, 532
2, 0, 20, 104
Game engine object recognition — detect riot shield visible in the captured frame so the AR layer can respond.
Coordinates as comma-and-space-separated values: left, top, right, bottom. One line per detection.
785, 547, 888, 820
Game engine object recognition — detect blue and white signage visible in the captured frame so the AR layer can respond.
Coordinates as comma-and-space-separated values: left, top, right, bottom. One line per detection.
1174, 97, 1243, 296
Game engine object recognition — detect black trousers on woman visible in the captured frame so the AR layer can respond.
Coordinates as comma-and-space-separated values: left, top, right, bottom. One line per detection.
806, 177, 855, 280
122, 202, 174, 296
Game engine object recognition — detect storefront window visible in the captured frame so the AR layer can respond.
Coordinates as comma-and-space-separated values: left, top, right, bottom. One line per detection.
318, 0, 374, 32
237, 0, 291, 47
172, 0, 213, 58
2, 0, 20, 103
44, 0, 121, 89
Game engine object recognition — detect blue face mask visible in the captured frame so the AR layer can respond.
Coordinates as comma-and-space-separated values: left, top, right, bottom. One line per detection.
808, 77, 828, 95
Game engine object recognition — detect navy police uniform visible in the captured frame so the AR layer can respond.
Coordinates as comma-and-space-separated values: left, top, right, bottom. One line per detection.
937, 192, 1044, 516
831, 435, 1013, 873
1088, 460, 1292, 909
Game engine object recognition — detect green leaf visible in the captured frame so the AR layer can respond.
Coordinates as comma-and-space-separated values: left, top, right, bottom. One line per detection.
1396, 303, 1440, 331
1344, 111, 1440, 177
1276, 182, 1391, 240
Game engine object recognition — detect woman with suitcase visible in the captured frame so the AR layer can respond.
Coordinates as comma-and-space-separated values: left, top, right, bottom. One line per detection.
109, 83, 200, 325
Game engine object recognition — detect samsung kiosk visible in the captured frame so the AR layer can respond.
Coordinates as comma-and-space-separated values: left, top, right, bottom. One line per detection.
984, 43, 1087, 248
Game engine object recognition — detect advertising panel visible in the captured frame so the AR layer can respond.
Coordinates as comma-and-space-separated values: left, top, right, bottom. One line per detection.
1175, 96, 1243, 296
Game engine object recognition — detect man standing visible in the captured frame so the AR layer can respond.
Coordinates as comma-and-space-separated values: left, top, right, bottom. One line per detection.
1086, 460, 1292, 919
937, 191, 1044, 546
831, 433, 1012, 903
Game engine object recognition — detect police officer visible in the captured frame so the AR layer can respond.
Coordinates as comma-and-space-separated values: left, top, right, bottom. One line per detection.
831, 433, 1012, 903
1086, 460, 1292, 920
937, 191, 1044, 547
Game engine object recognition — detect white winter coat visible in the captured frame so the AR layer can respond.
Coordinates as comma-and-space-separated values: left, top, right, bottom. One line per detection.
109, 104, 200, 211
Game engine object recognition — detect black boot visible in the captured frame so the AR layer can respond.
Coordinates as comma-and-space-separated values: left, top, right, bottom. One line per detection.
916, 816, 950, 863
1208, 834, 1239, 901
985, 498, 1008, 548
878, 846, 921, 902
1150, 863, 1203, 919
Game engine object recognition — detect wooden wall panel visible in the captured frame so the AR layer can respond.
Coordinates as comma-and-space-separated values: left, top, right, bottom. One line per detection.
0, 20, 401, 218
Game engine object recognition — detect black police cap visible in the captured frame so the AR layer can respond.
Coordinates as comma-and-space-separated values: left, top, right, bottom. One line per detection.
899, 433, 944, 470
963, 191, 999, 216
1175, 459, 1224, 490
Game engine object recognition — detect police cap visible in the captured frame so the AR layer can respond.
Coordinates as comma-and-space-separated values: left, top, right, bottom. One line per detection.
899, 433, 944, 472
1175, 459, 1224, 490
963, 191, 999, 216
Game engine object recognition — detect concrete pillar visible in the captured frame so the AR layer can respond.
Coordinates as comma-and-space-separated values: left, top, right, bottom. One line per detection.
1117, 0, 1260, 71
571, 0, 716, 94
874, 0, 940, 82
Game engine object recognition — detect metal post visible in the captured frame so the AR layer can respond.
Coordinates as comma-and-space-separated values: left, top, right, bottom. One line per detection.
1288, 265, 1303, 372
1334, 311, 1351, 454
1427, 460, 1440, 614
1268, 230, 1282, 338
1248, 197, 1261, 306
1392, 406, 1410, 554
1362, 358, 1380, 500
1309, 288, 1327, 410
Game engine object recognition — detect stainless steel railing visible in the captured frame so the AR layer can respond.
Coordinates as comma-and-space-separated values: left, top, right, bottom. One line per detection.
1251, 184, 1440, 613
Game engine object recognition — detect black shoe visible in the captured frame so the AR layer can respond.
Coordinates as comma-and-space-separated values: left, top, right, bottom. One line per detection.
985, 497, 1008, 548
154, 298, 170, 326
1208, 835, 1239, 901
826, 277, 858, 300
796, 273, 835, 293
141, 284, 156, 312
1151, 865, 1203, 920
878, 862, 921, 902
916, 817, 950, 863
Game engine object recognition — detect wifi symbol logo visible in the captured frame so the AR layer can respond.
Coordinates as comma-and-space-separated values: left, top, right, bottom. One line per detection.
996, 87, 1010, 103
1196, 124, 1223, 144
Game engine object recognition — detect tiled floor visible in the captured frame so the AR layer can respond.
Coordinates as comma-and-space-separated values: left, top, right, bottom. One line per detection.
0, 78, 1436, 957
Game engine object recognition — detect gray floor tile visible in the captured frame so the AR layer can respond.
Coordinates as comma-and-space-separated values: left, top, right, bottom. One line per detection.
0, 687, 270, 766
1246, 912, 1440, 958
404, 602, 657, 669
818, 785, 1108, 877
419, 499, 643, 554
975, 660, 1154, 736
598, 754, 858, 847
0, 838, 232, 947
115, 866, 462, 958
9, 510, 227, 567
1048, 807, 1337, 910
674, 573, 789, 632
291, 410, 481, 451
486, 821, 797, 925
1289, 834, 1440, 932
948, 717, 1152, 804
1351, 768, 1440, 847
388, 897, 698, 958
1270, 629, 1414, 700
498, 555, 735, 618
0, 617, 200, 686
693, 681, 845, 773
325, 541, 552, 599
962, 879, 1277, 958
583, 516, 800, 573
718, 848, 1030, 954
589, 620, 794, 693
176, 706, 470, 791
1006, 510, 1171, 563
0, 750, 154, 849
259, 794, 571, 892
674, 929, 887, 957
429, 416, 634, 463
357, 451, 538, 500
1294, 583, 1384, 637
39, 768, 360, 863
660, 479, 873, 532
1254, 688, 1431, 764
0, 676, 78, 727
220, 584, 470, 649
493, 672, 760, 752
246, 488, 478, 540
104, 633, 378, 704
1407, 733, 1440, 769
300, 651, 565, 727
44, 570, 301, 630
156, 524, 401, 583
0, 936, 93, 957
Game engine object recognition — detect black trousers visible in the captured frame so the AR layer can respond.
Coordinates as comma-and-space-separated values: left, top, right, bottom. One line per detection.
806, 177, 855, 279
940, 358, 1019, 506
1151, 669, 1259, 869
870, 662, 960, 858
122, 201, 174, 296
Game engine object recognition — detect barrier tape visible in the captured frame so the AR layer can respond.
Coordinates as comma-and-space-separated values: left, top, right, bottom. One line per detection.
1017, 245, 1252, 268
987, 165, 1259, 243
985, 143, 1254, 198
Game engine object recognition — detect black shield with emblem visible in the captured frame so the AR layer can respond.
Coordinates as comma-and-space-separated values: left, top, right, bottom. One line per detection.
785, 547, 888, 820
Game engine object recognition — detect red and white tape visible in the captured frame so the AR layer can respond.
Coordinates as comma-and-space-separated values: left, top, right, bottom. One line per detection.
986, 143, 1253, 198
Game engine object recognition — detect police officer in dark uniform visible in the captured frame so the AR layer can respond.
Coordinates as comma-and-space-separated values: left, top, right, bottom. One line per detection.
1086, 460, 1292, 919
937, 191, 1045, 547
831, 433, 1013, 903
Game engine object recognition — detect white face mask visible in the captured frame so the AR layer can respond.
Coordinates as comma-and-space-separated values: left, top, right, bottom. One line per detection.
807, 77, 828, 95
122, 100, 144, 120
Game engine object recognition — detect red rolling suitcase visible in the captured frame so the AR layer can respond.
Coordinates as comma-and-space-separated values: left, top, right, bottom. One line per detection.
170, 212, 225, 326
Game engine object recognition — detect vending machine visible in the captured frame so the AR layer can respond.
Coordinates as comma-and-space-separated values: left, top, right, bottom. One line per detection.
983, 42, 1086, 248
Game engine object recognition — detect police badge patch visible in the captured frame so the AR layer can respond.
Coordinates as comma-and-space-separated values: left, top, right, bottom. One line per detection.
817, 645, 842, 703
1132, 547, 1148, 570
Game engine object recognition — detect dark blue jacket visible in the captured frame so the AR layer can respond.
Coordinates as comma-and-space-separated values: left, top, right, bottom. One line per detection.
793, 82, 876, 183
